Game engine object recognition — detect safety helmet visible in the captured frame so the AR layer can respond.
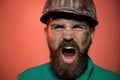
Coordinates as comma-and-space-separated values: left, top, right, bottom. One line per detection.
40, 0, 98, 27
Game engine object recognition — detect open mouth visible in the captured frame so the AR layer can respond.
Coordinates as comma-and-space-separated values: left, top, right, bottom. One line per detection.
61, 46, 77, 64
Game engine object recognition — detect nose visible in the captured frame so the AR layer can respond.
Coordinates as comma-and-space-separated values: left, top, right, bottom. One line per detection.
63, 30, 74, 41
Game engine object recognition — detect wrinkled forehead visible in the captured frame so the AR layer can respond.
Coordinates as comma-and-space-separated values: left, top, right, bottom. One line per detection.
49, 18, 88, 26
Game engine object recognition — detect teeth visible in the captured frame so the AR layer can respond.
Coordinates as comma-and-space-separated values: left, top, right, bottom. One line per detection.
64, 46, 74, 49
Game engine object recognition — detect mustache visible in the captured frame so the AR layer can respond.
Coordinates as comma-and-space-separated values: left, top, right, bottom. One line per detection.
57, 39, 79, 50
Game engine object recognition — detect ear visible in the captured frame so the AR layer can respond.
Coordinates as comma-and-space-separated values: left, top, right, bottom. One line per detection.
90, 28, 95, 40
44, 18, 52, 39
44, 27, 48, 39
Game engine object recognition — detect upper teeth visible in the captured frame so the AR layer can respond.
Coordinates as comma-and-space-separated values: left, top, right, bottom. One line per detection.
64, 47, 74, 49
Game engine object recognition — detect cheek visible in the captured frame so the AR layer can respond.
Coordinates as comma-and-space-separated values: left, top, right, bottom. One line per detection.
81, 32, 90, 45
47, 28, 54, 41
48, 30, 63, 50
53, 32, 63, 49
74, 32, 91, 48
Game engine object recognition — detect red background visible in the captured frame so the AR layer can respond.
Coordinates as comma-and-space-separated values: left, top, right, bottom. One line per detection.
0, 0, 120, 80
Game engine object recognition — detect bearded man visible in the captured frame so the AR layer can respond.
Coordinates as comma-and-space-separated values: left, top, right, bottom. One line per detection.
17, 0, 120, 80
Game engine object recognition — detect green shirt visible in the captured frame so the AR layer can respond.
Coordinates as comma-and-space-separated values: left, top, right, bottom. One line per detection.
17, 58, 120, 80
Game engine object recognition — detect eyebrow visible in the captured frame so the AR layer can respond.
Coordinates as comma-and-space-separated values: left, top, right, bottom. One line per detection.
51, 23, 64, 27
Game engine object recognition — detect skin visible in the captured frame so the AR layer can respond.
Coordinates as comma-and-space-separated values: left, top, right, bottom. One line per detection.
44, 18, 95, 53
44, 17, 95, 79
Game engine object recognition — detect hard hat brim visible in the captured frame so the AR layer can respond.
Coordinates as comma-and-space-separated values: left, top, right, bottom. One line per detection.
40, 10, 98, 27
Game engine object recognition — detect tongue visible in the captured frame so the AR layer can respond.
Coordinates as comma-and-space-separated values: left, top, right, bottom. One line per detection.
61, 52, 76, 64
63, 52, 75, 57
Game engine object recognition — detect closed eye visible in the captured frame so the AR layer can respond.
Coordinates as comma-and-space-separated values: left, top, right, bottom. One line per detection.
73, 24, 86, 30
52, 24, 64, 30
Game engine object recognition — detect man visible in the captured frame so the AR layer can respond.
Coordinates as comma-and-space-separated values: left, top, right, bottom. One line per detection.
17, 0, 120, 80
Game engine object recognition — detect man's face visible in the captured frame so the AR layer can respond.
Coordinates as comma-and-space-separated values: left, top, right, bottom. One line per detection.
45, 18, 94, 79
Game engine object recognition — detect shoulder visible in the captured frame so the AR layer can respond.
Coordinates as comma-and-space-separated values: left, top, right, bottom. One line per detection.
17, 63, 51, 80
93, 64, 120, 80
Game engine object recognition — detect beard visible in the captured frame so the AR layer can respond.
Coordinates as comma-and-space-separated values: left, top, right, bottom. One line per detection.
47, 39, 91, 79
